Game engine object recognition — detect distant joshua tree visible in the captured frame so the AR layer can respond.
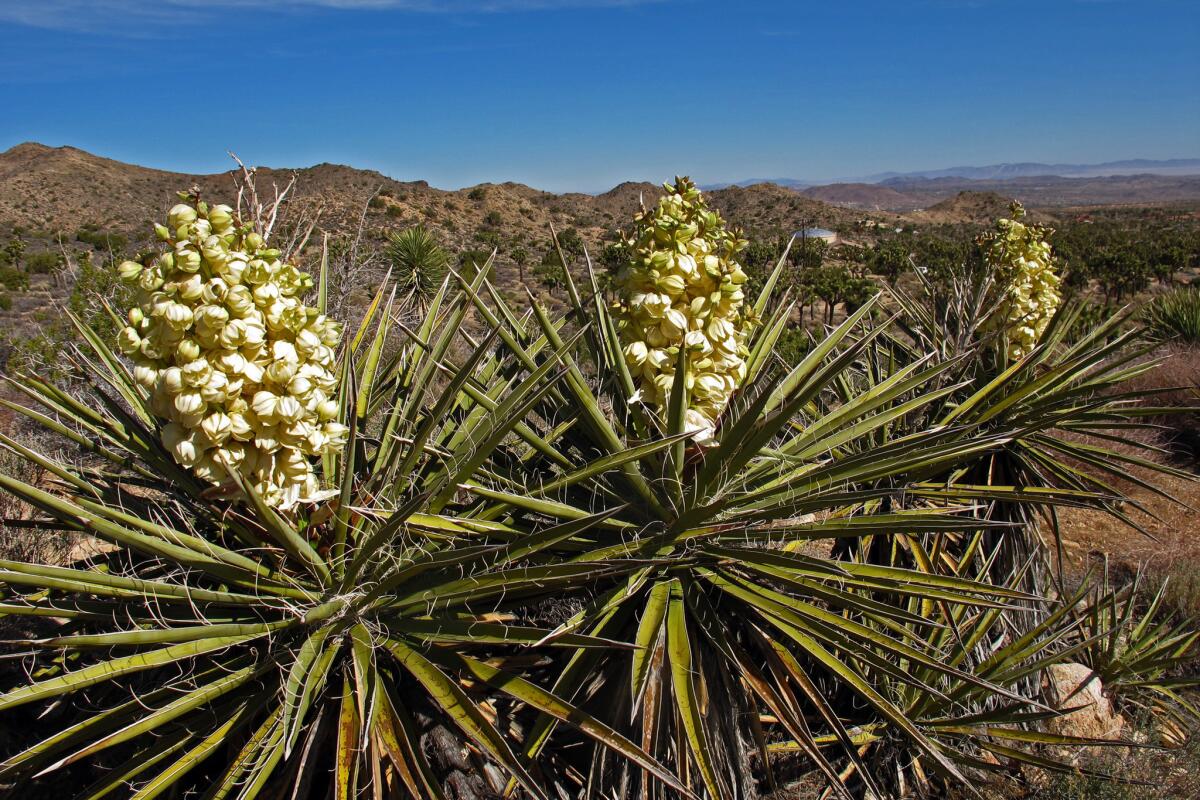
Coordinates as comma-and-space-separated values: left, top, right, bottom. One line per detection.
510, 246, 529, 285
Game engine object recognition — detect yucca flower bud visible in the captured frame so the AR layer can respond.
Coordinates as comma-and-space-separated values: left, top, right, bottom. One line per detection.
316, 399, 339, 421
323, 422, 349, 447
190, 218, 212, 241
275, 395, 304, 423
138, 268, 165, 292
174, 391, 204, 417
159, 366, 185, 395
174, 338, 200, 363
115, 196, 345, 509
175, 246, 202, 273
118, 260, 144, 281
168, 204, 198, 230
208, 204, 234, 231
133, 363, 158, 389
613, 177, 753, 443
217, 442, 246, 468
117, 326, 142, 355
979, 202, 1061, 360
200, 371, 229, 404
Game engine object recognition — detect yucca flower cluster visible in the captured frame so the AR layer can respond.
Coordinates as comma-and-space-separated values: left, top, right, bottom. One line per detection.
981, 202, 1061, 359
613, 177, 752, 441
116, 197, 346, 509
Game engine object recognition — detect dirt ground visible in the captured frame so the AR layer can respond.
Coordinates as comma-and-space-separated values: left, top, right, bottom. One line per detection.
1056, 466, 1200, 617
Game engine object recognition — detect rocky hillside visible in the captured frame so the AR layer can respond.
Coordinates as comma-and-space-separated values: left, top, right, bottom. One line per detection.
0, 143, 873, 255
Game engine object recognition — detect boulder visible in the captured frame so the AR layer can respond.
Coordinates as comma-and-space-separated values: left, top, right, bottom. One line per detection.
1043, 662, 1124, 741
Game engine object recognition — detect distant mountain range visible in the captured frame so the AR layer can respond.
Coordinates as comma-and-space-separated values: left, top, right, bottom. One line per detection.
707, 158, 1200, 191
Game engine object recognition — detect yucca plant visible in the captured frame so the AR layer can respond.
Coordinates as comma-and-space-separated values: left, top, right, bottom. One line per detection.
0, 197, 686, 800
433, 182, 1162, 799
1073, 567, 1200, 746
384, 225, 450, 313
881, 231, 1196, 589
1142, 287, 1200, 345
811, 535, 1165, 798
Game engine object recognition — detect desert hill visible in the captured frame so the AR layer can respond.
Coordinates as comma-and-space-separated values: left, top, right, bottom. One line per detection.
905, 191, 1029, 225
0, 143, 869, 256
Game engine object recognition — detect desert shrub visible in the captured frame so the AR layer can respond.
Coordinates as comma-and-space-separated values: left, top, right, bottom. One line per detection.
0, 193, 678, 799
474, 229, 502, 248
0, 423, 75, 569
788, 234, 827, 269
459, 248, 495, 281
879, 212, 1187, 612
385, 204, 403, 218
796, 263, 877, 323
773, 325, 811, 366
1064, 299, 1126, 343
483, 210, 503, 227
467, 186, 486, 201
742, 236, 783, 273
1072, 569, 1200, 743
74, 227, 128, 252
1, 238, 25, 266
533, 246, 566, 291
22, 250, 60, 274
0, 293, 10, 311
1143, 287, 1200, 344
0, 265, 27, 291
367, 195, 386, 209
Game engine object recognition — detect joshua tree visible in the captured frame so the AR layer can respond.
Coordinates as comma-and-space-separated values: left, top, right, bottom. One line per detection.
511, 245, 529, 285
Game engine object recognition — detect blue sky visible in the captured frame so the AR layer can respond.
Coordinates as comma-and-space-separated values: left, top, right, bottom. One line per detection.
0, 0, 1196, 192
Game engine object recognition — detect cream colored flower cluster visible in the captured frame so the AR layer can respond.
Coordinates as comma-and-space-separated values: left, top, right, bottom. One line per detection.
116, 198, 347, 510
981, 202, 1061, 360
614, 177, 751, 441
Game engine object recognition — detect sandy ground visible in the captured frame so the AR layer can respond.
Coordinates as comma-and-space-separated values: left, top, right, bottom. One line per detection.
1056, 467, 1200, 595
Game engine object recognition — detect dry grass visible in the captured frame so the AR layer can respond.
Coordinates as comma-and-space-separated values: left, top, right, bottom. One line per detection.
1121, 345, 1200, 465
1021, 731, 1200, 800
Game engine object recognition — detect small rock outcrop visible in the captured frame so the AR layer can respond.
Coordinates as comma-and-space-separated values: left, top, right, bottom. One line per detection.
1043, 662, 1124, 741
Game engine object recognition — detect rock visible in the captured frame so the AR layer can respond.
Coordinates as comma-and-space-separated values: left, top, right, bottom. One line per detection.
1043, 662, 1124, 741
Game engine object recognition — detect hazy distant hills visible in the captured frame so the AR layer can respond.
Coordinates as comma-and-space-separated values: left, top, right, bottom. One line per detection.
801, 173, 1200, 212
868, 158, 1200, 183
710, 158, 1200, 190
705, 158, 1200, 211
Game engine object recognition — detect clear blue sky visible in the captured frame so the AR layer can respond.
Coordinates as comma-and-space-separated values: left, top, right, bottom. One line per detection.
0, 1, 1196, 192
